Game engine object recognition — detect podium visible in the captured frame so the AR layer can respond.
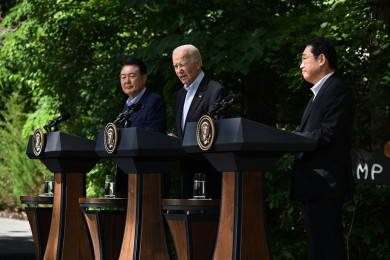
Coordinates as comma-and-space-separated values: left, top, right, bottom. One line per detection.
79, 198, 127, 260
162, 199, 220, 260
20, 196, 53, 260
96, 127, 183, 259
183, 118, 316, 259
26, 132, 98, 260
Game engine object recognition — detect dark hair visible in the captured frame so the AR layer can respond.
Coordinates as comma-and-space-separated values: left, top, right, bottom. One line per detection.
122, 58, 147, 75
306, 37, 337, 70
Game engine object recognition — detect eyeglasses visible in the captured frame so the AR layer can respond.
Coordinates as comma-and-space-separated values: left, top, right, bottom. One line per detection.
173, 59, 196, 70
301, 55, 317, 64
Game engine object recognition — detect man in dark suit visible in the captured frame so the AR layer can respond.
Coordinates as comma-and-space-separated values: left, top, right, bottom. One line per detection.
116, 58, 167, 197
169, 44, 227, 199
118, 58, 166, 132
292, 37, 354, 259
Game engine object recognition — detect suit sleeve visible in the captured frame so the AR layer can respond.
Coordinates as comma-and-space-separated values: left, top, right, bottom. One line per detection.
144, 95, 167, 133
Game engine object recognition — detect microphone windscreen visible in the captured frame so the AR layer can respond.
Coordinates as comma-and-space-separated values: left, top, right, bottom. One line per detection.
223, 95, 232, 102
61, 113, 71, 121
232, 93, 243, 104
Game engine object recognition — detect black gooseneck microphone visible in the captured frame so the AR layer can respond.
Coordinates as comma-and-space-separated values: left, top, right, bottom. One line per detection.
113, 102, 143, 127
43, 113, 71, 132
207, 94, 243, 119
207, 95, 232, 118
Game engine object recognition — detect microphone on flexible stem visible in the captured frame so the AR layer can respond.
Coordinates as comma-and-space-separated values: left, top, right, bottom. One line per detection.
43, 113, 71, 132
208, 94, 243, 119
114, 102, 143, 127
113, 111, 127, 126
207, 95, 232, 119
215, 93, 243, 117
113, 103, 137, 125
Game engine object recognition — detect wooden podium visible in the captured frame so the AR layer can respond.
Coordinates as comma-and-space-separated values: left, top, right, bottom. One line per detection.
20, 196, 53, 260
79, 198, 127, 260
26, 132, 99, 260
162, 199, 220, 260
183, 118, 316, 259
96, 127, 183, 259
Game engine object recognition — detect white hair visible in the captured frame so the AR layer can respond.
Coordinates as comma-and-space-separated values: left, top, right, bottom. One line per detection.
172, 44, 202, 66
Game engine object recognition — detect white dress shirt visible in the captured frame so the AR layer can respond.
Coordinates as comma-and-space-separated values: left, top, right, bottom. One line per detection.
126, 87, 146, 106
181, 71, 204, 130
310, 72, 334, 100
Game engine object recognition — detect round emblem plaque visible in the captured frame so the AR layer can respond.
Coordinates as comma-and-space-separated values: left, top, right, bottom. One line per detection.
32, 128, 45, 156
196, 115, 216, 151
104, 123, 118, 154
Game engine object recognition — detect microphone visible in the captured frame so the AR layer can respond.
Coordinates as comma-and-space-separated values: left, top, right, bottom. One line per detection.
113, 103, 137, 125
44, 113, 71, 132
113, 111, 127, 126
207, 95, 232, 117
208, 94, 243, 119
114, 102, 143, 127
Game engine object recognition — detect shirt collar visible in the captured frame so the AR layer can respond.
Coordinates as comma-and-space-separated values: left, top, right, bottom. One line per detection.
183, 71, 204, 93
311, 72, 334, 100
126, 87, 146, 106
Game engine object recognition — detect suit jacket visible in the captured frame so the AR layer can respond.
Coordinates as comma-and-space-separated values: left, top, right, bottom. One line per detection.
291, 74, 354, 202
116, 89, 167, 197
174, 74, 226, 138
121, 89, 166, 133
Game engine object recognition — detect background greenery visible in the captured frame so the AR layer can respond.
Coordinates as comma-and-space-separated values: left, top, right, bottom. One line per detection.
0, 0, 389, 258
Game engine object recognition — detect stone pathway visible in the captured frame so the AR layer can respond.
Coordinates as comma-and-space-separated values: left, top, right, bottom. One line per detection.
0, 212, 35, 260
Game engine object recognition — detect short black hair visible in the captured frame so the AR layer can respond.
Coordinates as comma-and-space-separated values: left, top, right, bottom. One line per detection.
122, 58, 147, 75
306, 37, 337, 70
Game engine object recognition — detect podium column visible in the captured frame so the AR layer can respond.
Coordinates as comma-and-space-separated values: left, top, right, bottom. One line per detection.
119, 173, 168, 259
26, 132, 99, 260
43, 172, 92, 260
214, 171, 269, 259
95, 127, 184, 259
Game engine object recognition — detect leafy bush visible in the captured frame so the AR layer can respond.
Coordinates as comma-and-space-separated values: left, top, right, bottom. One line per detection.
265, 154, 307, 259
0, 92, 51, 209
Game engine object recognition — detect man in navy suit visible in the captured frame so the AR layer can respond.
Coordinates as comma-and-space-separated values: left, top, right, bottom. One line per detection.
292, 37, 354, 259
116, 58, 167, 197
169, 44, 227, 199
118, 58, 166, 132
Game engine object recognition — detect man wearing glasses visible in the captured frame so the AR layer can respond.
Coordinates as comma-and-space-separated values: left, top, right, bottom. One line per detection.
292, 37, 354, 259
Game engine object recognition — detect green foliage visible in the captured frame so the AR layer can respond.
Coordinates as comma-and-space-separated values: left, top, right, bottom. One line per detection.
344, 184, 390, 259
0, 92, 50, 209
318, 0, 390, 149
86, 159, 116, 198
1, 0, 154, 138
0, 0, 389, 258
265, 154, 307, 259
22, 95, 61, 137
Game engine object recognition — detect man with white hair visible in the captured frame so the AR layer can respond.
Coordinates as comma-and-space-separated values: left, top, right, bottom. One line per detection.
170, 44, 227, 199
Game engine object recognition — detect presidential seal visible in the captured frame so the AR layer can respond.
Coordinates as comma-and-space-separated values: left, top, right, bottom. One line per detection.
32, 128, 45, 156
196, 115, 215, 151
104, 123, 118, 154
